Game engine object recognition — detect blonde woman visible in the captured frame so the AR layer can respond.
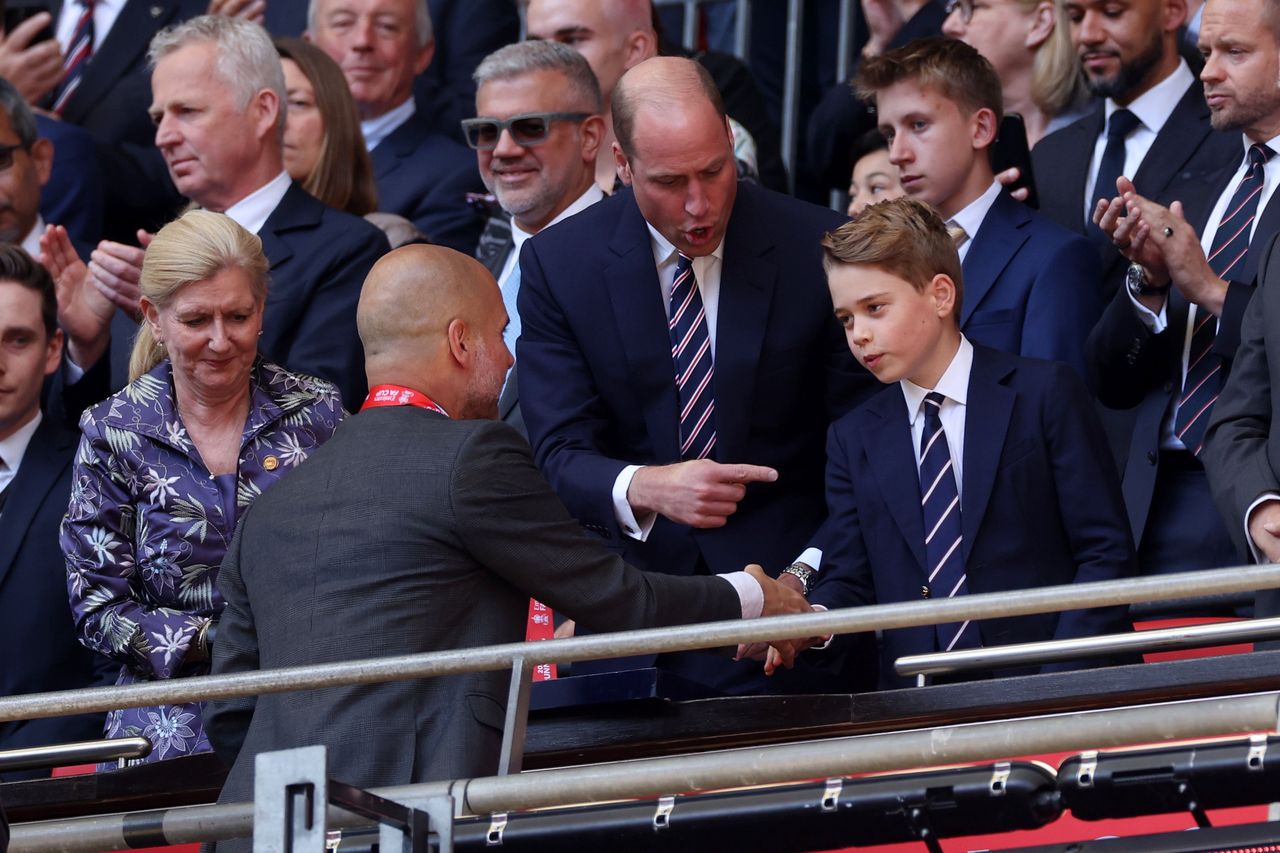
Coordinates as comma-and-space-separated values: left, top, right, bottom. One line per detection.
61, 210, 343, 768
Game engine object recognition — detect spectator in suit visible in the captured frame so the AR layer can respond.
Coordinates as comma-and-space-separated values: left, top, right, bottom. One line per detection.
517, 56, 877, 695
0, 80, 52, 258
1032, 0, 1239, 298
466, 40, 606, 436
787, 198, 1135, 688
307, 0, 485, 252
61, 210, 344, 769
47, 15, 390, 410
0, 247, 111, 781
942, 0, 1091, 146
204, 245, 811, 851
858, 36, 1103, 376
1104, 0, 1280, 602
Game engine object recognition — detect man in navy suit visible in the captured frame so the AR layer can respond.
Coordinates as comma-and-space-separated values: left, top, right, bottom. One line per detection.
1091, 0, 1280, 592
56, 16, 389, 410
1033, 0, 1238, 297
0, 247, 109, 779
308, 0, 484, 252
858, 37, 1103, 378
518, 56, 876, 695
791, 199, 1135, 689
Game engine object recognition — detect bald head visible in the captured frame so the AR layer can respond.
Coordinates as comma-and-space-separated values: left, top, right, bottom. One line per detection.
612, 56, 725, 157
358, 245, 501, 383
524, 0, 657, 104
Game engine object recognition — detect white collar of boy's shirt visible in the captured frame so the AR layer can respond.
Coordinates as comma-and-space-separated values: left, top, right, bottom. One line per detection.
361, 98, 417, 152
21, 215, 43, 258
56, 0, 125, 55
500, 183, 605, 286
223, 171, 292, 236
647, 221, 726, 346
901, 334, 973, 425
0, 409, 42, 490
1104, 59, 1192, 139
948, 181, 1001, 261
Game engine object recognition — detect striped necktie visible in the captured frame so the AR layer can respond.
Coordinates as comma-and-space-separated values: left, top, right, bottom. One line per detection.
52, 0, 95, 115
669, 252, 716, 460
919, 392, 980, 652
1175, 143, 1273, 455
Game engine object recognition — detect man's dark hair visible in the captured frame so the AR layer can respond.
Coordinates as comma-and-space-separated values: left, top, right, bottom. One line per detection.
0, 245, 57, 338
0, 77, 39, 147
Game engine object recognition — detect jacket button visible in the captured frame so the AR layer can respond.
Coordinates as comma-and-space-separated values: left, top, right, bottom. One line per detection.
1147, 450, 1158, 465
921, 585, 931, 599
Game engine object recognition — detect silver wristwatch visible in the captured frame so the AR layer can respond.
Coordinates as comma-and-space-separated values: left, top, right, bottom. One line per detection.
780, 562, 817, 595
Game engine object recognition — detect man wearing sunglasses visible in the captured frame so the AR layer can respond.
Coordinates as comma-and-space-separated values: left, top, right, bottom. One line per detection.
517, 57, 878, 696
308, 0, 484, 253
464, 40, 605, 437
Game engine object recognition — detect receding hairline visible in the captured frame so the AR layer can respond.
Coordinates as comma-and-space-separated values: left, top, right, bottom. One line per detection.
358, 246, 494, 354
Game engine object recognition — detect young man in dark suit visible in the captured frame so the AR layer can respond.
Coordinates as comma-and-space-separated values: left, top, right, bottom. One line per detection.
791, 198, 1135, 689
0, 247, 109, 779
858, 37, 1103, 378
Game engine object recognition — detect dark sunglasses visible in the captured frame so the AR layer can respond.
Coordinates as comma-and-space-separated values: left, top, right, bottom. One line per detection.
0, 142, 30, 171
460, 112, 592, 150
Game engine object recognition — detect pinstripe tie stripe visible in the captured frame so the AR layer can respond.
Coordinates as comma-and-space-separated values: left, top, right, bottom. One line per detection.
1175, 143, 1273, 455
669, 252, 716, 460
52, 0, 95, 115
919, 392, 980, 653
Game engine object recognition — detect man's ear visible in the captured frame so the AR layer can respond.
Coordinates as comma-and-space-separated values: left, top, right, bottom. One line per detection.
971, 107, 998, 150
1025, 0, 1056, 48
613, 141, 632, 186
930, 273, 958, 317
252, 88, 281, 143
413, 39, 436, 76
623, 29, 656, 69
446, 317, 471, 366
580, 114, 605, 164
30, 137, 53, 188
43, 327, 64, 377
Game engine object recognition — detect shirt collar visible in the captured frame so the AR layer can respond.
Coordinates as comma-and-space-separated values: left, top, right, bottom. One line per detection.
645, 220, 726, 267
510, 183, 605, 249
21, 214, 43, 257
948, 181, 1001, 243
361, 98, 417, 152
223, 171, 292, 235
0, 409, 42, 474
1106, 59, 1193, 136
900, 335, 974, 424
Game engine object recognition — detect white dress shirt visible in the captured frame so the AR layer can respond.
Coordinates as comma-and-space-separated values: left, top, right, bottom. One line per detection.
500, 184, 605, 288
55, 0, 125, 55
224, 170, 292, 235
1083, 60, 1195, 220
0, 410, 42, 500
21, 215, 43, 258
947, 181, 1001, 263
360, 98, 416, 153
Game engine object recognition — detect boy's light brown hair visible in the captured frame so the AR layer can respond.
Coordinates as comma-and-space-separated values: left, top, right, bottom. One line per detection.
821, 197, 964, 321
855, 36, 1004, 127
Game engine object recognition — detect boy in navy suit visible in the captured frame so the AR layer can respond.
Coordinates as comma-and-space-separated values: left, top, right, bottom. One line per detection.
856, 37, 1102, 377
788, 199, 1135, 688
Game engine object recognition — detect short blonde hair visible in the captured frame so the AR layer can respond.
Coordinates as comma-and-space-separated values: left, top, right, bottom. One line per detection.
130, 210, 269, 380
821, 197, 964, 320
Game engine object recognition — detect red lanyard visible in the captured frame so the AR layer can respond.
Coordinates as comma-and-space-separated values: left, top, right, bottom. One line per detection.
360, 384, 449, 416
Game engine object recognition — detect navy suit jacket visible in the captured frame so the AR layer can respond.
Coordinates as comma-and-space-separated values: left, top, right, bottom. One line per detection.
810, 346, 1136, 689
0, 416, 111, 778
371, 110, 485, 253
257, 183, 390, 409
959, 190, 1103, 377
1032, 79, 1240, 297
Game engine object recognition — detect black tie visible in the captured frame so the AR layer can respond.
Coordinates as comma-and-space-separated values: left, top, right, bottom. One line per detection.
1088, 108, 1141, 240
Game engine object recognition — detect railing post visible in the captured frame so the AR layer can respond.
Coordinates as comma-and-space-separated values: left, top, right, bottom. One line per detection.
255, 746, 329, 852
498, 656, 535, 776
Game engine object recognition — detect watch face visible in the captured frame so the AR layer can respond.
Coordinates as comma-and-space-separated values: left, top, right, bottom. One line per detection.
1126, 265, 1145, 295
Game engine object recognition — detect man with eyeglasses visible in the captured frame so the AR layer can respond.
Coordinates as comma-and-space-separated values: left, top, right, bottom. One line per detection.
464, 40, 605, 437
517, 57, 878, 696
0, 82, 52, 258
308, 0, 484, 252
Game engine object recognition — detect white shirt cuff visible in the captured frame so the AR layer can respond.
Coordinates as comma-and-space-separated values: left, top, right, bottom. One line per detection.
809, 603, 834, 649
793, 547, 823, 573
1126, 285, 1168, 333
1245, 494, 1280, 563
612, 464, 656, 541
63, 353, 86, 385
719, 571, 764, 619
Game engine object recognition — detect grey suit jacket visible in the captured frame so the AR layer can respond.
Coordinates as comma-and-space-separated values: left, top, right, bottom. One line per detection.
206, 407, 739, 838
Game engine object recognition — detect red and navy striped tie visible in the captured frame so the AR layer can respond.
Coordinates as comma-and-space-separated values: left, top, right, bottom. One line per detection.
1175, 143, 1273, 455
920, 392, 979, 652
52, 0, 95, 115
669, 252, 716, 460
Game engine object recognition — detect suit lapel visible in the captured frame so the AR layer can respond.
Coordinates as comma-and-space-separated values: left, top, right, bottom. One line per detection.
1046, 103, 1103, 232
1130, 81, 1215, 199
960, 192, 1030, 326
959, 348, 1015, 562
864, 392, 928, 572
370, 114, 423, 180
258, 183, 318, 273
606, 197, 682, 462
0, 419, 76, 590
62, 0, 177, 122
713, 192, 773, 463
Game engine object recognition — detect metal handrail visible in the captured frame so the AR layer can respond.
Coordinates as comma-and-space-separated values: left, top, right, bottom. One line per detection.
0, 737, 151, 772
0, 564, 1276, 725
10, 692, 1280, 852
896, 615, 1280, 678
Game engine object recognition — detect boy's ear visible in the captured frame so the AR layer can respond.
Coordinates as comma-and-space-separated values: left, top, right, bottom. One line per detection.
971, 107, 999, 151
930, 273, 958, 318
